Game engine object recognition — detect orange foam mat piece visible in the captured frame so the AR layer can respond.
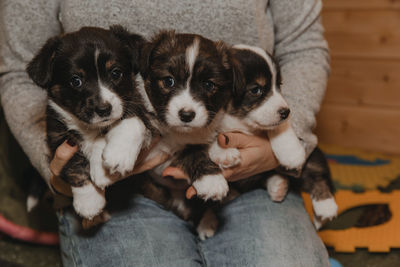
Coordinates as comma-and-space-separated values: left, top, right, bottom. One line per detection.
302, 190, 400, 252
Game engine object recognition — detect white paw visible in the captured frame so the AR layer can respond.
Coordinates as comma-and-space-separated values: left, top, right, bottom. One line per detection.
103, 117, 148, 176
197, 209, 218, 240
82, 210, 111, 229
278, 147, 306, 170
102, 142, 140, 176
91, 163, 115, 189
210, 147, 241, 168
197, 224, 216, 241
269, 124, 306, 170
312, 197, 338, 222
193, 174, 229, 201
72, 183, 106, 220
266, 175, 288, 202
313, 217, 323, 230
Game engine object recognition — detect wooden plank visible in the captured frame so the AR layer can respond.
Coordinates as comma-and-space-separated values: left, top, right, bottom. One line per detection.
315, 104, 400, 154
324, 0, 400, 10
322, 10, 400, 59
324, 58, 400, 108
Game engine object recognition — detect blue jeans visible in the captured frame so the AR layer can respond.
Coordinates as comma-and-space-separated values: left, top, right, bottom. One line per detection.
57, 187, 329, 267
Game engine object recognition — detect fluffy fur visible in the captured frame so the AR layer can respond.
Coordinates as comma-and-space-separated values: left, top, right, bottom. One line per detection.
138, 30, 236, 200
136, 42, 337, 239
27, 26, 153, 221
214, 45, 337, 229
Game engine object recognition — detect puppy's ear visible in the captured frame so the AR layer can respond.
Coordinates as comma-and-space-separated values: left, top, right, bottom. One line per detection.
26, 36, 61, 88
110, 25, 146, 74
139, 30, 176, 78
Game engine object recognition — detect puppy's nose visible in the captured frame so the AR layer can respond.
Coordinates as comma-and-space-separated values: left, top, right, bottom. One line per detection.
178, 109, 196, 123
278, 108, 290, 120
95, 102, 112, 117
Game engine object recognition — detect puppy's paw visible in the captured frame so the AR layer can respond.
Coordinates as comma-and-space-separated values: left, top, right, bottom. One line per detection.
197, 223, 216, 241
279, 147, 306, 170
91, 163, 115, 189
312, 197, 338, 229
82, 210, 111, 229
210, 147, 241, 168
102, 141, 140, 176
193, 174, 229, 201
197, 209, 218, 241
266, 175, 288, 202
72, 183, 106, 220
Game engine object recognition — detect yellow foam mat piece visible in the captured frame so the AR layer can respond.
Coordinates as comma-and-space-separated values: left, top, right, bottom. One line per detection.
302, 190, 400, 253
320, 144, 400, 190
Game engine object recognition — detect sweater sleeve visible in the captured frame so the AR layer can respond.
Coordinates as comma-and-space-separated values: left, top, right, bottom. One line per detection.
0, 0, 62, 186
269, 0, 330, 156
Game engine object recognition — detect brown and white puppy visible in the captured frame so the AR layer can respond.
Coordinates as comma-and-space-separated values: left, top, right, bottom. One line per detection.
209, 45, 337, 229
27, 26, 153, 220
138, 30, 236, 202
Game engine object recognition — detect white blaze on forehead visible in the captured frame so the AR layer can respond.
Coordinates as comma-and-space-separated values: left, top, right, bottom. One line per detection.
93, 49, 123, 123
186, 37, 200, 79
165, 38, 208, 129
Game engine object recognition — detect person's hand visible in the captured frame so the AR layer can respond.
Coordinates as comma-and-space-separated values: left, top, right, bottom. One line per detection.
163, 132, 279, 199
49, 138, 169, 197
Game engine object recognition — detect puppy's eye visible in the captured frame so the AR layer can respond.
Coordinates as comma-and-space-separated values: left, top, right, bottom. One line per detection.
249, 86, 262, 96
163, 77, 175, 88
70, 75, 82, 88
202, 81, 215, 92
111, 68, 123, 80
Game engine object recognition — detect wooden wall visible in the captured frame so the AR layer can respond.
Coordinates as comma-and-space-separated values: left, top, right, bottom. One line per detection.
315, 0, 400, 154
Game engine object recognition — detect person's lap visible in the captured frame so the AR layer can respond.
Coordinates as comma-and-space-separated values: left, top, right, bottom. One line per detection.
58, 184, 329, 267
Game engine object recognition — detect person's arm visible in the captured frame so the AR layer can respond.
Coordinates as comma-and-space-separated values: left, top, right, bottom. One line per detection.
269, 0, 330, 156
0, 0, 62, 186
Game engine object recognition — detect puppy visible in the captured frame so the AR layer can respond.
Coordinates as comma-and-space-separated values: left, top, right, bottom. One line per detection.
138, 30, 237, 202
27, 26, 153, 221
209, 45, 337, 228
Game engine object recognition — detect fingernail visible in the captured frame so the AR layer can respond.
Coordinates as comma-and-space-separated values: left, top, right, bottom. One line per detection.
223, 134, 229, 145
66, 138, 76, 147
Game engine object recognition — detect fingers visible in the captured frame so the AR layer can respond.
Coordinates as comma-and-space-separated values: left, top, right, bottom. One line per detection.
217, 132, 257, 149
51, 175, 73, 197
131, 152, 169, 174
162, 166, 188, 180
49, 140, 78, 197
162, 167, 197, 199
50, 140, 78, 176
186, 186, 197, 199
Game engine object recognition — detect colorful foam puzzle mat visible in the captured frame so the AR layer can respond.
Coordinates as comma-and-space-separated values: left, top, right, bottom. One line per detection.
302, 144, 400, 252
319, 144, 400, 191
303, 191, 400, 252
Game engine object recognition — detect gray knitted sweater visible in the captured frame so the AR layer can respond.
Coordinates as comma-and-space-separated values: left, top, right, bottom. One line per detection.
0, 0, 329, 185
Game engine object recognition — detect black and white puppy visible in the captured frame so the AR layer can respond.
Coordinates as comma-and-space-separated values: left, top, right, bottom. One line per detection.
139, 30, 236, 202
209, 44, 306, 199
27, 26, 152, 220
210, 45, 337, 228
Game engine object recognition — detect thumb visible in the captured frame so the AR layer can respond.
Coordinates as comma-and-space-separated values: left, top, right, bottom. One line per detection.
217, 132, 254, 149
50, 139, 78, 176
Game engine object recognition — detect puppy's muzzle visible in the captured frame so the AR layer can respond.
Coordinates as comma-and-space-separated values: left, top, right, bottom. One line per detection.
95, 102, 112, 117
179, 109, 196, 123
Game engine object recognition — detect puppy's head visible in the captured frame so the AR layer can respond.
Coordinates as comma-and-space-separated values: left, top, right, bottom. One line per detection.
27, 26, 145, 127
140, 31, 233, 132
229, 45, 289, 130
